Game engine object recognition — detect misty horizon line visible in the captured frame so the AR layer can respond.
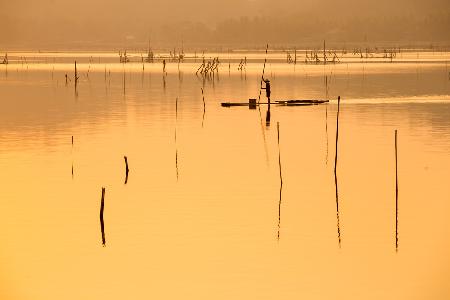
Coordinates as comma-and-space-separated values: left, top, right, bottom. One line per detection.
1, 12, 449, 50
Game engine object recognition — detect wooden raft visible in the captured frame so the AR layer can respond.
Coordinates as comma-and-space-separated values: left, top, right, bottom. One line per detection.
221, 99, 329, 108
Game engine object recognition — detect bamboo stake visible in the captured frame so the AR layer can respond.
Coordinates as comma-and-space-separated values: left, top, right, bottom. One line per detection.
258, 44, 269, 103
334, 96, 341, 247
71, 136, 74, 177
71, 135, 74, 178
325, 75, 329, 164
325, 103, 328, 165
100, 187, 106, 246
277, 122, 283, 241
175, 97, 179, 181
201, 88, 206, 127
74, 61, 78, 96
124, 156, 129, 184
395, 130, 399, 252
74, 61, 78, 83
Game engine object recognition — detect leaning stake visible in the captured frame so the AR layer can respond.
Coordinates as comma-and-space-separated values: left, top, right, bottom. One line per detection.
124, 156, 129, 184
71, 135, 74, 178
201, 88, 206, 127
74, 61, 78, 96
334, 96, 342, 247
277, 122, 283, 240
175, 97, 179, 180
395, 130, 399, 252
258, 44, 269, 103
100, 187, 106, 246
74, 61, 78, 83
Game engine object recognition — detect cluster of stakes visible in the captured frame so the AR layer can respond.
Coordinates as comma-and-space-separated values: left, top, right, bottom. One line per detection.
196, 57, 220, 76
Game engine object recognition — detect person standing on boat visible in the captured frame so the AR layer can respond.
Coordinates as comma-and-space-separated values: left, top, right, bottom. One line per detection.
261, 78, 271, 127
261, 78, 271, 104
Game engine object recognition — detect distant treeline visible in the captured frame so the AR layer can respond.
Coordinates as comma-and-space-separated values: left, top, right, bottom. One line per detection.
2, 13, 449, 49
160, 13, 450, 46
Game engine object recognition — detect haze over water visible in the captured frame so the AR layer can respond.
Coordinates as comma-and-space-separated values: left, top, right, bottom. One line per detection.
0, 48, 449, 299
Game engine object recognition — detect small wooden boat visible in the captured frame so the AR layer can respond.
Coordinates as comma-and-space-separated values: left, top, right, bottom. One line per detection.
221, 99, 329, 108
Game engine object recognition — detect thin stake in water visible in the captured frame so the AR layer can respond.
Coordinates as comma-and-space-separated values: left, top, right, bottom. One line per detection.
334, 96, 342, 248
277, 122, 283, 241
325, 75, 329, 165
74, 61, 78, 83
74, 61, 78, 97
201, 88, 206, 127
325, 103, 329, 165
100, 187, 106, 246
71, 135, 74, 178
395, 130, 399, 252
175, 97, 179, 181
124, 156, 129, 184
258, 44, 269, 103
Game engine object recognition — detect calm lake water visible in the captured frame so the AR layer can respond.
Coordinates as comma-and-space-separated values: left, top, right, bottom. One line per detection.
1, 51, 449, 299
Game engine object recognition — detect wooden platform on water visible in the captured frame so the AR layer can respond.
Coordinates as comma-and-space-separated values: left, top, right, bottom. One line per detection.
221, 99, 329, 108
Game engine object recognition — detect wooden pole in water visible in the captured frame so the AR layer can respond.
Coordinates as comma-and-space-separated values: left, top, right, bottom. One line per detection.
334, 96, 340, 179
100, 187, 106, 246
74, 61, 78, 83
277, 122, 283, 241
124, 156, 129, 184
334, 96, 341, 247
175, 97, 179, 181
71, 135, 74, 178
124, 156, 129, 173
201, 88, 206, 127
258, 44, 269, 103
325, 103, 328, 165
74, 61, 78, 95
395, 130, 399, 252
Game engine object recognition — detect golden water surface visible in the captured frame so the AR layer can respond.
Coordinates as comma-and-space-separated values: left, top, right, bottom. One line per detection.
0, 51, 449, 299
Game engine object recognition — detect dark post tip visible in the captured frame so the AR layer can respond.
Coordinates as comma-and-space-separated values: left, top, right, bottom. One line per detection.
124, 156, 129, 171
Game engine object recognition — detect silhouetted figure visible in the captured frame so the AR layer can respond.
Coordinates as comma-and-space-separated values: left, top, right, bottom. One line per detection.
262, 78, 271, 127
261, 78, 271, 104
